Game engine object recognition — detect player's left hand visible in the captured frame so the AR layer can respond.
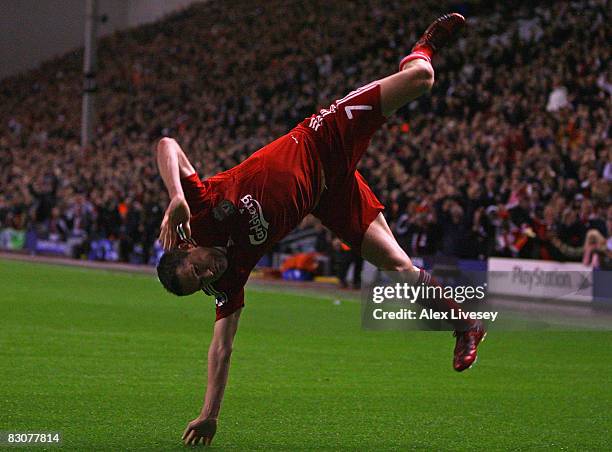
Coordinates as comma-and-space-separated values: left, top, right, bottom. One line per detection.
159, 196, 191, 250
182, 416, 217, 446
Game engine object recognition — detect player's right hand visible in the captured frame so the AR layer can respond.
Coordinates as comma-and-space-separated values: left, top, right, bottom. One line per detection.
159, 196, 191, 250
182, 416, 217, 446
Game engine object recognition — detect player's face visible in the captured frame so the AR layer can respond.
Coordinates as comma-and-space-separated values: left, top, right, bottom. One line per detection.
176, 246, 228, 295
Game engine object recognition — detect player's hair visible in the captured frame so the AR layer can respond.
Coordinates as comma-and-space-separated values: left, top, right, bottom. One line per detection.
156, 249, 190, 296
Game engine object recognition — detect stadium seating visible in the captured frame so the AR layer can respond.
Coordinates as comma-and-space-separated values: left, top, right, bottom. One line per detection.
0, 0, 609, 265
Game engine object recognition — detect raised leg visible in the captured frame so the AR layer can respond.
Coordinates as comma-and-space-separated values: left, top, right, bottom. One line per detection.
378, 59, 434, 117
378, 12, 466, 117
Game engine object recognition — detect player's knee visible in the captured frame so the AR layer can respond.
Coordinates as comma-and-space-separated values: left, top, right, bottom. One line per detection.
412, 60, 435, 90
157, 136, 176, 151
401, 59, 434, 92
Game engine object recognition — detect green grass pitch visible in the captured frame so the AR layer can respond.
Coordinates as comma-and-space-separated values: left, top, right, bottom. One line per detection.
1, 259, 611, 450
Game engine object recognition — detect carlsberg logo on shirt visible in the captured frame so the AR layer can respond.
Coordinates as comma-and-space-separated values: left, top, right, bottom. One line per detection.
240, 194, 269, 245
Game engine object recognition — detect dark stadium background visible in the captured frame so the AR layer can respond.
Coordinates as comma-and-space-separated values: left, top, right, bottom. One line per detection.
0, 1, 610, 449
0, 0, 609, 273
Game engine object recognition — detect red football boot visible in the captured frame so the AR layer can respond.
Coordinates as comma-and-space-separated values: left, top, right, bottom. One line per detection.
453, 320, 486, 372
412, 13, 466, 56
400, 13, 466, 69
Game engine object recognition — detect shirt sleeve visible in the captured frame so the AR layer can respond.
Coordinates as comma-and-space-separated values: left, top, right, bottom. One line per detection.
180, 172, 208, 213
215, 287, 245, 321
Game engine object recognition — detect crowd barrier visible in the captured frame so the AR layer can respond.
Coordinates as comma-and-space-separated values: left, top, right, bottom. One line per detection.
2, 228, 610, 304
363, 255, 610, 305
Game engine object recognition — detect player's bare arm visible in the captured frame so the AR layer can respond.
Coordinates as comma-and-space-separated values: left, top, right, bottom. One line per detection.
182, 309, 242, 446
156, 137, 196, 249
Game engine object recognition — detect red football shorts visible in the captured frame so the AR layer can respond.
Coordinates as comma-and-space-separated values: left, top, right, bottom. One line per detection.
305, 82, 387, 251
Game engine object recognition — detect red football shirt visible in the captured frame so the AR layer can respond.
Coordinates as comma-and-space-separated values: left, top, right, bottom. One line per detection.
181, 128, 324, 320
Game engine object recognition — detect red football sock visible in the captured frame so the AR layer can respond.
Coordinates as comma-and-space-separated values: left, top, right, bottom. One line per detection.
412, 43, 434, 60
399, 51, 431, 71
416, 269, 476, 331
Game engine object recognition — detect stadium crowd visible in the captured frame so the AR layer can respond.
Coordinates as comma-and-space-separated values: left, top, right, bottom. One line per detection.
0, 0, 610, 268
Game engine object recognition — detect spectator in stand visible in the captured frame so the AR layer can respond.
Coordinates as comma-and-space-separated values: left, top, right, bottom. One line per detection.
332, 238, 364, 290
582, 229, 608, 269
